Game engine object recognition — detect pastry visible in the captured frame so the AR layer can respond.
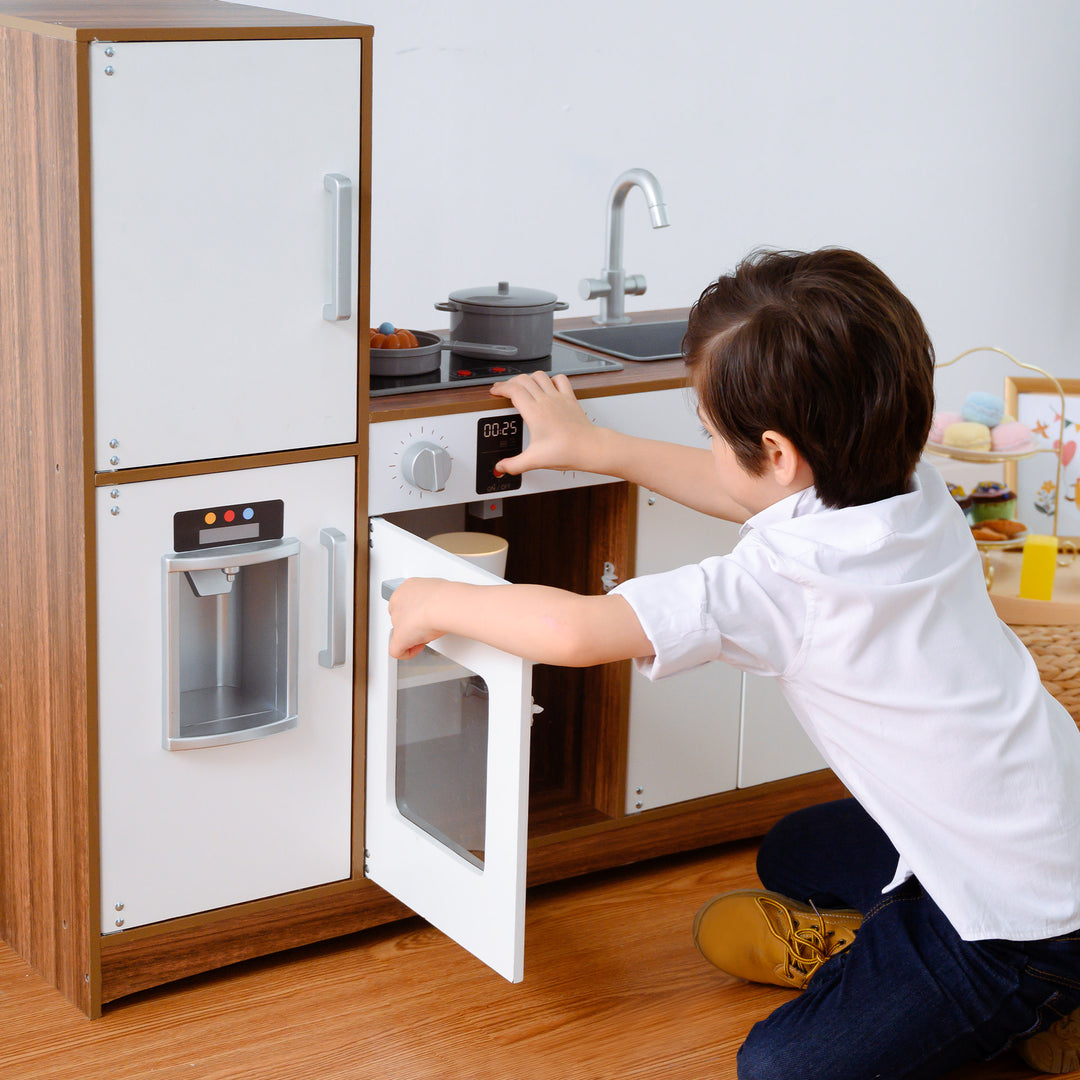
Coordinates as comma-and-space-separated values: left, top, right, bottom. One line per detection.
989, 420, 1033, 452
370, 323, 419, 349
961, 391, 1006, 428
969, 481, 1017, 522
929, 411, 964, 444
979, 518, 1026, 537
942, 421, 991, 452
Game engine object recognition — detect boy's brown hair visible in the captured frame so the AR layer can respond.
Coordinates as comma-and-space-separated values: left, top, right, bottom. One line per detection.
684, 248, 935, 508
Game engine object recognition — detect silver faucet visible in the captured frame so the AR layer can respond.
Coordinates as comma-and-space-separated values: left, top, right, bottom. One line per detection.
579, 168, 670, 325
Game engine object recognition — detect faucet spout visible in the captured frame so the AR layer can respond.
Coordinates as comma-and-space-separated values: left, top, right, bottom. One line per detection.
605, 168, 670, 271
580, 168, 670, 326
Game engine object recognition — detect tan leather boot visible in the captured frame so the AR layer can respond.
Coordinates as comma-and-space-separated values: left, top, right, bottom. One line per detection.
692, 889, 862, 990
1017, 1006, 1080, 1074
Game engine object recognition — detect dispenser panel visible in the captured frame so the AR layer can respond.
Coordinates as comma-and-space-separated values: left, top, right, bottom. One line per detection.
173, 499, 284, 551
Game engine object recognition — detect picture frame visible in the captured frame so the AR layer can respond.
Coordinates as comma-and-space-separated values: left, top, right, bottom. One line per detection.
1003, 376, 1080, 542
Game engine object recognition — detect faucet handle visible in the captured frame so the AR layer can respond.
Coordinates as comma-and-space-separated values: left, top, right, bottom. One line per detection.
624, 274, 647, 297
579, 277, 612, 301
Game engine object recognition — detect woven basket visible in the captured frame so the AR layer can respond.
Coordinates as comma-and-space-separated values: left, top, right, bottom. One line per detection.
1010, 623, 1080, 725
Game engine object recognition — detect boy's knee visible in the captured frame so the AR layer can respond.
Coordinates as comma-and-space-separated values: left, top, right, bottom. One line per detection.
737, 1023, 841, 1080
736, 1025, 789, 1080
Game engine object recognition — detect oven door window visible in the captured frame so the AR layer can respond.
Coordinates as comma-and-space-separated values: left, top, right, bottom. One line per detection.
396, 653, 489, 868
366, 518, 533, 983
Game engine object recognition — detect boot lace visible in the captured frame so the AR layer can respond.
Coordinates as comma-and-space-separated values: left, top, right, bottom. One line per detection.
755, 894, 854, 982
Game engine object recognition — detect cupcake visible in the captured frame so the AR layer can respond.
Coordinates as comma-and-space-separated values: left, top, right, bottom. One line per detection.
969, 481, 1017, 522
947, 483, 974, 521
929, 410, 964, 444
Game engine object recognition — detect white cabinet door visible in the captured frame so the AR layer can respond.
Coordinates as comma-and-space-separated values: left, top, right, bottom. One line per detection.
96, 458, 355, 931
89, 38, 361, 470
738, 674, 827, 788
625, 490, 743, 812
366, 519, 533, 983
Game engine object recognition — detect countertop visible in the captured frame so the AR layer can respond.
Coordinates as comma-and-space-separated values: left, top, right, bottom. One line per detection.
368, 308, 691, 424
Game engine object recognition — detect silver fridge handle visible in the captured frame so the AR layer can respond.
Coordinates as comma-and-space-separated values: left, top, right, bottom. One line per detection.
319, 527, 348, 668
322, 173, 353, 322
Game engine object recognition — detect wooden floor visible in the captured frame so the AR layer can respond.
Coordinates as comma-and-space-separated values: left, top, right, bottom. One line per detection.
1, 840, 1074, 1080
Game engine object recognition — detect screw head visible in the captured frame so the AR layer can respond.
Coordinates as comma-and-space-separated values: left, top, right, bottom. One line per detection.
109, 506, 120, 517
108, 438, 119, 448
109, 456, 119, 466
104, 65, 115, 76
104, 46, 115, 57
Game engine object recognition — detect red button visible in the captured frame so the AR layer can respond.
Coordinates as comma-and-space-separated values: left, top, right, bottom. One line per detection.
492, 366, 507, 374
224, 509, 235, 523
456, 369, 472, 377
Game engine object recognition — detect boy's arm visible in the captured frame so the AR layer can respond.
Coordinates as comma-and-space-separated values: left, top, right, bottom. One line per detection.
488, 373, 749, 523
387, 578, 652, 666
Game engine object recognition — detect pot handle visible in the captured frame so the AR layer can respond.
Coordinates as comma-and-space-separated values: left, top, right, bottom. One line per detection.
443, 338, 518, 358
433, 301, 459, 313
553, 301, 570, 311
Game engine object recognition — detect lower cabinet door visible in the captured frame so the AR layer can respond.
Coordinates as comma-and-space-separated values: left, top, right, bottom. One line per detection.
366, 518, 533, 982
96, 459, 355, 931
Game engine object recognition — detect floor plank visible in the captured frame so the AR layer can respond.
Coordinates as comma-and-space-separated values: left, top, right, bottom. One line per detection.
0, 841, 1074, 1079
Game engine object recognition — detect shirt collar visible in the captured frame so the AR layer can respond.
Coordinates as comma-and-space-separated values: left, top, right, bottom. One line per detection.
739, 484, 824, 538
739, 467, 927, 540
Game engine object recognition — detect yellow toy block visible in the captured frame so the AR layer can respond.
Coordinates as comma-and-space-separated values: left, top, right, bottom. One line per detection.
1019, 534, 1057, 601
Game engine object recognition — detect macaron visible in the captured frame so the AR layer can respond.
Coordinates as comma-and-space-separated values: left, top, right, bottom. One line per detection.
990, 420, 1033, 452
961, 391, 1006, 428
929, 410, 964, 444
943, 421, 992, 452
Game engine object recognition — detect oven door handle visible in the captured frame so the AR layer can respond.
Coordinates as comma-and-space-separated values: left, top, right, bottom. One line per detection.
319, 527, 348, 668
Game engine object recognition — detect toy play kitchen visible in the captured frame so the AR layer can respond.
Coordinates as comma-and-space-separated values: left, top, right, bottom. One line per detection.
1, 1, 836, 1018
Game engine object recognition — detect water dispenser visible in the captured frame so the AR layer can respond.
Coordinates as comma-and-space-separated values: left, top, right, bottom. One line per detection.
162, 499, 299, 750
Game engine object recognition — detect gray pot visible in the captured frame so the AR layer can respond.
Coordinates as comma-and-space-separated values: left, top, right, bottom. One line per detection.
435, 281, 570, 361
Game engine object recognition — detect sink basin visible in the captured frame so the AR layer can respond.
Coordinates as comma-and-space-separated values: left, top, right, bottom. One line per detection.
554, 319, 687, 362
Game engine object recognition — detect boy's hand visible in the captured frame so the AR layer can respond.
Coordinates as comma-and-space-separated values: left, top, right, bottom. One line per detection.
387, 577, 446, 660
488, 371, 603, 475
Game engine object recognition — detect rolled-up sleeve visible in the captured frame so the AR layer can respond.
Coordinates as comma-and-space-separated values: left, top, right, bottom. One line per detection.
611, 541, 807, 682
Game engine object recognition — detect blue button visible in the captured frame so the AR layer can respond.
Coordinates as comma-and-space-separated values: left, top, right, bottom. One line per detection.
243, 507, 254, 520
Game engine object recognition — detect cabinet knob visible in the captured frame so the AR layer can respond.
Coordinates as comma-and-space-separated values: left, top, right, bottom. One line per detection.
402, 442, 452, 493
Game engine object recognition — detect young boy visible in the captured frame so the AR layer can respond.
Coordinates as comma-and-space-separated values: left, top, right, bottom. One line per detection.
387, 248, 1080, 1079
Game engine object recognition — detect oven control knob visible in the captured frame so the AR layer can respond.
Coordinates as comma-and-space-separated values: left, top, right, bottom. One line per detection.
402, 441, 452, 492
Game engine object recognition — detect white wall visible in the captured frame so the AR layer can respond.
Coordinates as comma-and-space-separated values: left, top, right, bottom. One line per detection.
241, 0, 1080, 406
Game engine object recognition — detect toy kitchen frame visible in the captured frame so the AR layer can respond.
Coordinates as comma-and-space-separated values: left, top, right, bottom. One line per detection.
0, 1, 842, 1018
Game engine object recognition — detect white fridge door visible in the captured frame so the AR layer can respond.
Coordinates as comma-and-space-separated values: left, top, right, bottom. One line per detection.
366, 518, 533, 983
96, 458, 355, 931
89, 38, 361, 470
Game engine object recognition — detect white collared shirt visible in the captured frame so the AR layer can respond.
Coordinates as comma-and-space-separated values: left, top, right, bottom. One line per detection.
613, 462, 1080, 941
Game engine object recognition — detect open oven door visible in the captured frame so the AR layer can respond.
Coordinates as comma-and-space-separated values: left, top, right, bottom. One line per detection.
366, 518, 533, 982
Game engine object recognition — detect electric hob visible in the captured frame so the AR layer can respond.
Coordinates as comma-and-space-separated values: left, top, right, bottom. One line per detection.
369, 341, 622, 397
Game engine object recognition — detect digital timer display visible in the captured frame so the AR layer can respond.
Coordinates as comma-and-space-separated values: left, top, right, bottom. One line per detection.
479, 417, 521, 443
476, 415, 523, 495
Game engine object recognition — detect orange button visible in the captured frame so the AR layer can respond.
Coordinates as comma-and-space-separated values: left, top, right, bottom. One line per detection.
204, 512, 217, 525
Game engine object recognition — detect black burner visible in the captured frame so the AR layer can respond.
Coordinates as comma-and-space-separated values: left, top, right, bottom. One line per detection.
369, 342, 622, 396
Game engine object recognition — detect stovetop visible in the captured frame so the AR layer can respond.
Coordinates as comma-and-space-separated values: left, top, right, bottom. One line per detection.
369, 341, 622, 397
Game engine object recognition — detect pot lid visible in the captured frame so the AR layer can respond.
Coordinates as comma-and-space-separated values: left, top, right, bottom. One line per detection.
447, 280, 560, 312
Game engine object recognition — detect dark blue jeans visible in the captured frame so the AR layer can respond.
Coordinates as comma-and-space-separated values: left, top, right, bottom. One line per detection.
737, 799, 1080, 1080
